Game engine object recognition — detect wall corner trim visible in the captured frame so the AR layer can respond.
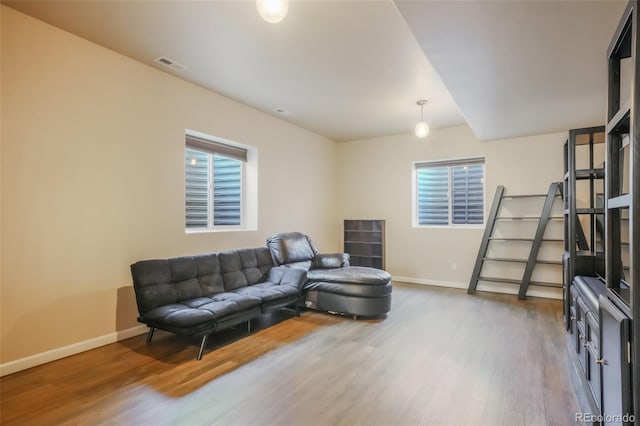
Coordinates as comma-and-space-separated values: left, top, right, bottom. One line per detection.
0, 325, 148, 377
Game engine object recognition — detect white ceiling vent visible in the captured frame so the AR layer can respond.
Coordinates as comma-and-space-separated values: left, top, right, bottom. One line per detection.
154, 56, 187, 72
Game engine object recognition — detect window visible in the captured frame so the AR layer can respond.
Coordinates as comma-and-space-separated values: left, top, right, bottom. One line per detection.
185, 134, 247, 230
414, 157, 485, 226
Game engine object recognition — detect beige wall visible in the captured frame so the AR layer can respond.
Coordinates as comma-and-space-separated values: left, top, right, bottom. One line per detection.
0, 5, 573, 369
337, 125, 567, 293
0, 7, 339, 365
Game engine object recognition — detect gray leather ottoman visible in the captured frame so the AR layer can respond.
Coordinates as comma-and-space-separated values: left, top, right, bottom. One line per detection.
266, 231, 392, 320
303, 266, 392, 319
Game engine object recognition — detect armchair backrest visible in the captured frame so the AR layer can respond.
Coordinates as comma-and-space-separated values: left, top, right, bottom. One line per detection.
266, 232, 319, 270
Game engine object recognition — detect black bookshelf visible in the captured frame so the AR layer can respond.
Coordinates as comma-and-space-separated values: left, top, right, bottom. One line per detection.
344, 220, 385, 269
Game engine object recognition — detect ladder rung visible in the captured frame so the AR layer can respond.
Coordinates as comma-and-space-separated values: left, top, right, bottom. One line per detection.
495, 216, 563, 220
536, 259, 562, 265
483, 257, 528, 263
496, 216, 539, 220
478, 276, 521, 285
502, 194, 547, 199
529, 281, 563, 288
489, 237, 534, 241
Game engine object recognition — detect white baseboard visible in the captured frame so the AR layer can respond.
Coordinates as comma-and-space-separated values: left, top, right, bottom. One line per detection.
393, 276, 467, 290
392, 275, 562, 300
0, 325, 148, 377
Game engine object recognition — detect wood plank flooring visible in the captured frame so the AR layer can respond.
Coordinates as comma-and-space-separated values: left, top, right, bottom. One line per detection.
0, 283, 579, 425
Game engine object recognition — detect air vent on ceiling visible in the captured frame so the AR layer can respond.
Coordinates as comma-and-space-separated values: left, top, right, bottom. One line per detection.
154, 56, 187, 72
274, 107, 291, 116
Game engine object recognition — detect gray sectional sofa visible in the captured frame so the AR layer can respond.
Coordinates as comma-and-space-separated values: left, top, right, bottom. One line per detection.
130, 234, 392, 360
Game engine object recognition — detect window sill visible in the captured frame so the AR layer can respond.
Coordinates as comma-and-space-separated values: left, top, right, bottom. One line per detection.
413, 224, 485, 230
185, 227, 256, 234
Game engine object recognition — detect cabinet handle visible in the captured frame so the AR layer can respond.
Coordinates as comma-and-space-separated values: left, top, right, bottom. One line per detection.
583, 342, 589, 348
579, 334, 585, 340
570, 316, 576, 320
596, 359, 607, 365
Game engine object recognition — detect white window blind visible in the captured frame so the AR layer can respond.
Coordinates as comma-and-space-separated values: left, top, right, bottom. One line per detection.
415, 158, 485, 226
185, 135, 246, 229
417, 166, 449, 225
212, 156, 241, 226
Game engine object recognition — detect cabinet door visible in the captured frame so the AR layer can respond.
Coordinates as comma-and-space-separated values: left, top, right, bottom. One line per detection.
599, 295, 633, 425
569, 285, 578, 336
576, 297, 589, 371
586, 311, 602, 409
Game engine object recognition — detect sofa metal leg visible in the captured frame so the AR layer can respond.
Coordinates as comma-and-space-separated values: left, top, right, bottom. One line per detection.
295, 303, 300, 317
247, 320, 251, 334
197, 335, 209, 360
353, 315, 358, 321
146, 327, 155, 344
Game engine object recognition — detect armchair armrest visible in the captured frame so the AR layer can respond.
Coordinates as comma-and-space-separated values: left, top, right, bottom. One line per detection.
312, 253, 350, 269
267, 266, 307, 290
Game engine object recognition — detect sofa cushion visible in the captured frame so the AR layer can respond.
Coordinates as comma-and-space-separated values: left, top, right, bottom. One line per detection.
131, 259, 177, 315
313, 253, 345, 269
267, 267, 307, 290
266, 232, 319, 265
143, 293, 262, 328
219, 248, 273, 290
306, 266, 391, 285
195, 253, 225, 296
144, 304, 215, 328
231, 282, 300, 302
170, 256, 216, 301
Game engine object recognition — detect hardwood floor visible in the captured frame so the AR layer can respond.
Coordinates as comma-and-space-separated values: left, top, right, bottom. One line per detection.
0, 283, 579, 425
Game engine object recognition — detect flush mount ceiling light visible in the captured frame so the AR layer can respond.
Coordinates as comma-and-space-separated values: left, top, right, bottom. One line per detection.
257, 0, 289, 23
415, 100, 430, 139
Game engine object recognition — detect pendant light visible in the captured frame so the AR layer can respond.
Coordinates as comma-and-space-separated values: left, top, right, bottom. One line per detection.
257, 0, 289, 23
415, 100, 430, 139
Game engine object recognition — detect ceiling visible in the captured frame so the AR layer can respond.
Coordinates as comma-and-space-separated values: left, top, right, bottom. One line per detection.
395, 0, 627, 141
3, 0, 628, 142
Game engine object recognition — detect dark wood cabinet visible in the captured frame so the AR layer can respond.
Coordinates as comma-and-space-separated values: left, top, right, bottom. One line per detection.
344, 220, 385, 270
566, 3, 639, 424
